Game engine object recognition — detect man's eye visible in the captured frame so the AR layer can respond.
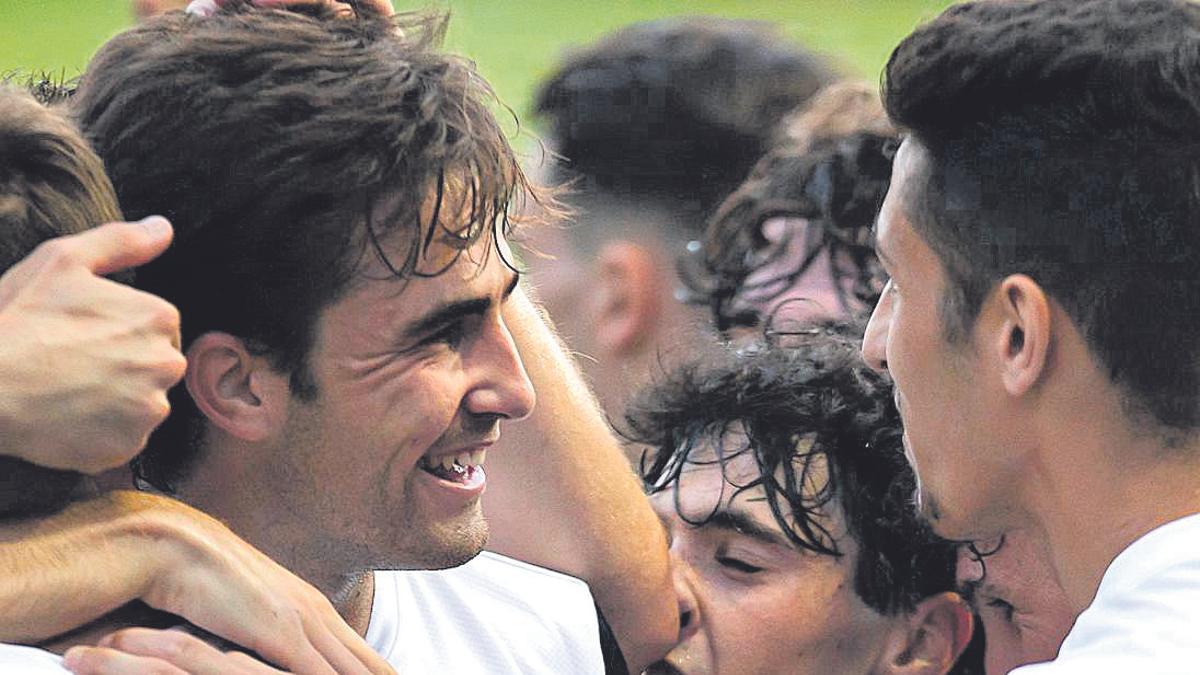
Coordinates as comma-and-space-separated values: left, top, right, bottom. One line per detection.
422, 323, 465, 348
717, 556, 764, 574
986, 597, 1017, 623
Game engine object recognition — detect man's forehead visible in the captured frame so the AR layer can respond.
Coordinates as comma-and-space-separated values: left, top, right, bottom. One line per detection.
666, 432, 828, 514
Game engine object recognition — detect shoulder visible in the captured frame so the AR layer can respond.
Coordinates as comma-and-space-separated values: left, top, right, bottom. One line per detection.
373, 553, 603, 674
1015, 515, 1200, 673
0, 644, 71, 674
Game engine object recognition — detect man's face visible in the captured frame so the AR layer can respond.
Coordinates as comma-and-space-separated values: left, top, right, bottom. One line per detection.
646, 434, 894, 675
271, 233, 535, 571
957, 533, 1074, 674
862, 139, 1012, 541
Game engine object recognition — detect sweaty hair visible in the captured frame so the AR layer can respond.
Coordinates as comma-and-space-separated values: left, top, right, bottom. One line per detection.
0, 86, 123, 516
884, 0, 1200, 432
73, 3, 547, 490
534, 17, 836, 242
683, 83, 896, 332
624, 323, 958, 615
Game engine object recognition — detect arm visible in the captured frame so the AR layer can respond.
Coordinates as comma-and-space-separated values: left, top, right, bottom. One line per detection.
485, 286, 677, 673
0, 491, 393, 675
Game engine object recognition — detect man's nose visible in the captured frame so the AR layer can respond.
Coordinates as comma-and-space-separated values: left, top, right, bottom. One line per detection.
861, 286, 891, 372
464, 317, 536, 421
671, 560, 702, 645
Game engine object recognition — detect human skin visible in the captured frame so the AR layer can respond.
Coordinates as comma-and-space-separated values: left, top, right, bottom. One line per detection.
0, 491, 392, 674
483, 285, 678, 673
862, 137, 1200, 615
646, 438, 897, 675
956, 532, 1075, 675
177, 230, 534, 629
861, 140, 1022, 542
0, 219, 185, 475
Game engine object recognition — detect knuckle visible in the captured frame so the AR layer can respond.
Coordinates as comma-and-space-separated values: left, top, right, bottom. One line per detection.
34, 237, 79, 269
148, 301, 182, 334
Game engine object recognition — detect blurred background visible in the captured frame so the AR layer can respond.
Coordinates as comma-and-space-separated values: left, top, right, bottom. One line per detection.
2, 0, 954, 125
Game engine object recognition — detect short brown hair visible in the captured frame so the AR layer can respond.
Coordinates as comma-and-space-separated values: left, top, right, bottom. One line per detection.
0, 86, 124, 516
74, 4, 550, 489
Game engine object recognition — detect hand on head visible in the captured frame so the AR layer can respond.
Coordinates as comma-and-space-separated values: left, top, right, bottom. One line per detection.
0, 218, 185, 474
186, 0, 395, 17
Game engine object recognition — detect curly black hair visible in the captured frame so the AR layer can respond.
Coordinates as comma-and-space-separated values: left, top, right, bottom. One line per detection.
681, 132, 894, 333
623, 322, 957, 616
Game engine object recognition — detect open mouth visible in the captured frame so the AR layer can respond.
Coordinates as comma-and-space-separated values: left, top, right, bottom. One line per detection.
418, 448, 487, 485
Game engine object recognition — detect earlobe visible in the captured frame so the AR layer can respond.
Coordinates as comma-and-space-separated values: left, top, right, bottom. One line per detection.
184, 332, 289, 442
880, 591, 973, 675
994, 275, 1051, 397
593, 241, 662, 356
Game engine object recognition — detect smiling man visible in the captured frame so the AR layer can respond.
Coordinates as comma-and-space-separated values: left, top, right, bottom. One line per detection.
26, 4, 639, 672
863, 0, 1200, 671
624, 327, 975, 675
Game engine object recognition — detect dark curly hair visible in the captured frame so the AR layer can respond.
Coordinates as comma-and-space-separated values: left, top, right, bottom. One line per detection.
623, 322, 958, 616
73, 3, 552, 490
884, 0, 1200, 433
680, 82, 896, 333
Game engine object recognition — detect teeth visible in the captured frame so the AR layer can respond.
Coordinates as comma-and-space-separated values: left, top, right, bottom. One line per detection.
471, 449, 486, 466
455, 451, 471, 468
441, 455, 455, 471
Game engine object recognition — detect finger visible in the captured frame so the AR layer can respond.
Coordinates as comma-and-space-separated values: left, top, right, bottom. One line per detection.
95, 628, 282, 675
316, 610, 396, 675
63, 646, 188, 675
58, 217, 174, 277
302, 617, 387, 675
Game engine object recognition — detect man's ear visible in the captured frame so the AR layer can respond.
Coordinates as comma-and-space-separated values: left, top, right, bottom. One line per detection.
184, 332, 292, 443
878, 592, 973, 675
593, 240, 662, 356
988, 274, 1052, 398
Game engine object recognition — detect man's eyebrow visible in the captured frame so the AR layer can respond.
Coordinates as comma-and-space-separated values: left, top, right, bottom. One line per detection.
704, 508, 793, 549
502, 270, 520, 299
403, 271, 519, 340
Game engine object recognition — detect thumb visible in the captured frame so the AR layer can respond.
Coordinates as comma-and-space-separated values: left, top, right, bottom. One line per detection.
69, 216, 175, 276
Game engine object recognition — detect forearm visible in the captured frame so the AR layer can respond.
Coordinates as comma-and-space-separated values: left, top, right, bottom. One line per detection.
0, 491, 180, 643
487, 286, 677, 671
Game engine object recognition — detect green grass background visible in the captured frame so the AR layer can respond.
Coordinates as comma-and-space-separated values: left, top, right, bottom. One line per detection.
1, 0, 955, 125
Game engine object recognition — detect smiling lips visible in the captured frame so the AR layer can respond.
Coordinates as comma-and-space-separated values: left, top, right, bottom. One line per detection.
419, 447, 488, 484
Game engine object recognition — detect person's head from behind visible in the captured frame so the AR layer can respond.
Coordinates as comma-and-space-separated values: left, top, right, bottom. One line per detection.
684, 81, 895, 336
862, 0, 1200, 541
625, 325, 973, 675
73, 3, 542, 580
0, 86, 124, 517
526, 17, 837, 416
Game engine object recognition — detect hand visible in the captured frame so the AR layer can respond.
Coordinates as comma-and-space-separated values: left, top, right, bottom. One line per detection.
64, 628, 289, 675
192, 0, 395, 17
139, 496, 394, 675
0, 218, 185, 474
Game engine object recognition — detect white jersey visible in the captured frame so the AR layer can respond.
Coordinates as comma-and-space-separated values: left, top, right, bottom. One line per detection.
1012, 512, 1200, 674
368, 551, 605, 674
0, 644, 69, 674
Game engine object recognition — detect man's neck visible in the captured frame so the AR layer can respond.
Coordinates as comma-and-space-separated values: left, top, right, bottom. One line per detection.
1026, 413, 1200, 613
175, 461, 378, 636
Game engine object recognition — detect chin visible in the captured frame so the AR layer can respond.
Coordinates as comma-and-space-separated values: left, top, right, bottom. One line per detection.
413, 507, 489, 570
